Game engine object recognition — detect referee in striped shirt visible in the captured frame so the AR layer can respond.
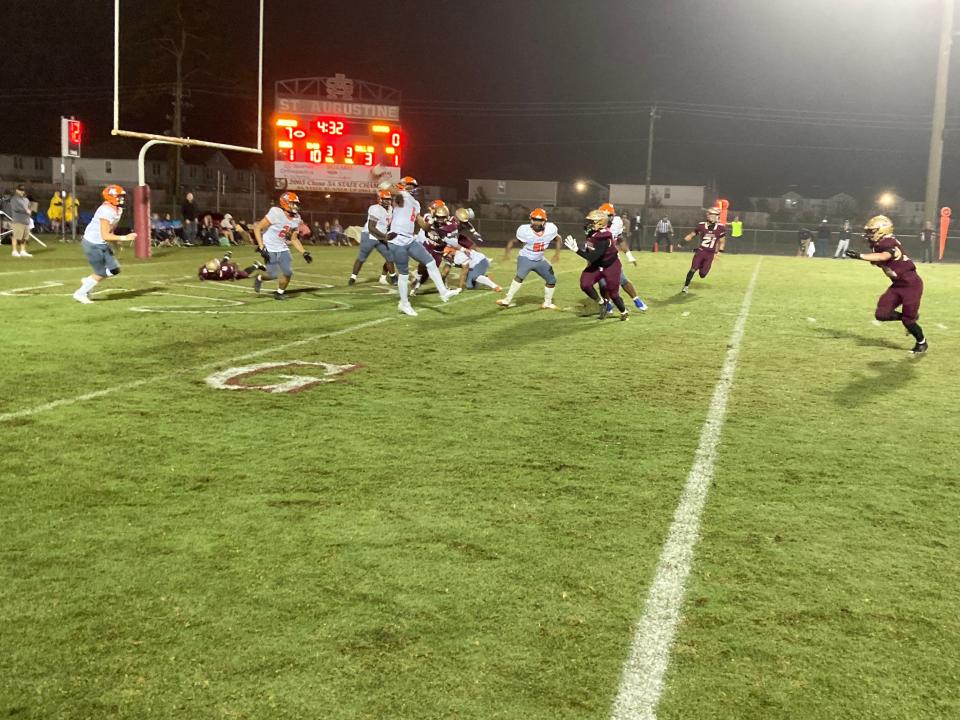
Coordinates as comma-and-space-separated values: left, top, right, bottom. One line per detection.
655, 216, 674, 252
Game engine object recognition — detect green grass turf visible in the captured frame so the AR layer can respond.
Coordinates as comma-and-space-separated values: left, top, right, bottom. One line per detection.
0, 238, 957, 719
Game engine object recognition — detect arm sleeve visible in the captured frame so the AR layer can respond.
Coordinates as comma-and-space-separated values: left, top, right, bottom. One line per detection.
576, 237, 609, 264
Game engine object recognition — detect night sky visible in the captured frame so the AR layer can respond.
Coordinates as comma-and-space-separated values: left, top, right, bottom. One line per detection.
6, 0, 960, 206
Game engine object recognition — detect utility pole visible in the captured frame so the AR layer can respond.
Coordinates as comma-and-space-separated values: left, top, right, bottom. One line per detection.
924, 0, 954, 225
642, 104, 659, 246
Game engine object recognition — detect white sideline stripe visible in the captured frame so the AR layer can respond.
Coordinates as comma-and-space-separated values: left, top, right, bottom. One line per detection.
0, 258, 189, 279
611, 260, 762, 720
0, 288, 493, 424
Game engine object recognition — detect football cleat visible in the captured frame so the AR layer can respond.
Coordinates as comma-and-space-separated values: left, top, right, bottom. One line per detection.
496, 298, 515, 308
541, 302, 558, 310
620, 310, 630, 321
348, 277, 357, 285
634, 297, 648, 311
681, 285, 689, 294
389, 274, 398, 286
378, 276, 389, 285
911, 340, 929, 355
398, 301, 418, 316
273, 291, 288, 301
20, 251, 33, 257
253, 262, 266, 272
598, 302, 609, 320
440, 287, 461, 302
72, 291, 93, 304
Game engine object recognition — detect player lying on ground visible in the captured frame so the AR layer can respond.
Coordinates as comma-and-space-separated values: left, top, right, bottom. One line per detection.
350, 187, 398, 286
679, 206, 725, 293
563, 209, 629, 321
252, 191, 313, 301
73, 184, 137, 305
497, 208, 560, 309
845, 214, 928, 355
198, 252, 266, 281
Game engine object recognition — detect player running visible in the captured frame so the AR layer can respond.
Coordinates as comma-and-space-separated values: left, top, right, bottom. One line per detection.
564, 209, 629, 321
845, 215, 928, 355
599, 202, 648, 312
72, 184, 137, 304
387, 179, 460, 316
251, 191, 313, 301
679, 206, 726, 293
198, 252, 265, 281
497, 208, 560, 309
349, 188, 397, 286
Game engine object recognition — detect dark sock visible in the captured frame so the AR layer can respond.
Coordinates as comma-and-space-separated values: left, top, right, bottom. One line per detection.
905, 322, 925, 344
583, 287, 600, 302
243, 264, 257, 274
612, 296, 626, 312
684, 270, 695, 286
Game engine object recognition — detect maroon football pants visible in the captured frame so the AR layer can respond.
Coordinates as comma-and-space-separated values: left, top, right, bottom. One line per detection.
580, 258, 623, 300
690, 248, 715, 278
876, 279, 923, 325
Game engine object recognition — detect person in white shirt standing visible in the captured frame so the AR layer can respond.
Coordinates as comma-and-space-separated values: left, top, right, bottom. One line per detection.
498, 208, 561, 309
387, 177, 460, 317
72, 184, 137, 304
251, 191, 313, 301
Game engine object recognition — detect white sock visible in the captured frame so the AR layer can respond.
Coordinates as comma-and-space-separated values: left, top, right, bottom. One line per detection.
543, 286, 556, 305
397, 274, 409, 304
476, 275, 498, 290
276, 288, 285, 295
505, 280, 522, 302
625, 251, 637, 263
378, 274, 386, 282
78, 276, 98, 295
350, 273, 358, 280
425, 261, 447, 292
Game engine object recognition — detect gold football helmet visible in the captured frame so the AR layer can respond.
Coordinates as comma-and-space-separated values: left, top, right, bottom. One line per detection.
204, 258, 221, 273
433, 204, 450, 220
455, 207, 475, 223
584, 209, 609, 233
863, 215, 894, 243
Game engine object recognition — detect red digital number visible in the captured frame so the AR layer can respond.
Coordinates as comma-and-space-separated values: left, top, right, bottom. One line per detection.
324, 145, 334, 163
363, 152, 374, 167
69, 121, 82, 145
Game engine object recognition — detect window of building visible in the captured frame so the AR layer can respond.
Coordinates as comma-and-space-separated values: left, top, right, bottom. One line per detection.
152, 162, 161, 176
13, 156, 23, 169
34, 157, 44, 170
105, 161, 112, 174
664, 187, 672, 199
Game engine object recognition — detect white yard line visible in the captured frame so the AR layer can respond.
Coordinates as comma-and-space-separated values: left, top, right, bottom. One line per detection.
0, 289, 494, 424
611, 260, 763, 720
0, 257, 189, 278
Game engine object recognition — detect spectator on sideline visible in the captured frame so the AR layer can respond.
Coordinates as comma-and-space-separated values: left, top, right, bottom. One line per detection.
219, 213, 236, 245
198, 214, 219, 246
634, 210, 643, 249
9, 184, 33, 257
730, 215, 743, 252
816, 219, 831, 257
48, 191, 63, 233
834, 220, 853, 258
654, 215, 674, 252
798, 227, 814, 258
234, 219, 254, 246
920, 221, 936, 263
181, 191, 198, 246
620, 213, 632, 249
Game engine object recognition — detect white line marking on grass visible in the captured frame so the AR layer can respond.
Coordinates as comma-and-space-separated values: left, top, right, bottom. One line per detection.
611, 260, 762, 720
0, 289, 494, 424
0, 258, 189, 278
806, 316, 817, 323
0, 281, 65, 295
937, 323, 948, 330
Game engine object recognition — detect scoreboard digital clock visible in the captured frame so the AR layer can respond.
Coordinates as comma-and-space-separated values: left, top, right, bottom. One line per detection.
274, 75, 404, 193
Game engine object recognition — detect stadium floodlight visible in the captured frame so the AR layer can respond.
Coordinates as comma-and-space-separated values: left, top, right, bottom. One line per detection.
575, 181, 588, 193
878, 192, 896, 209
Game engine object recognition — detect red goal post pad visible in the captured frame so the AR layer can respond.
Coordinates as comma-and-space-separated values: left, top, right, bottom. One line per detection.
133, 185, 151, 259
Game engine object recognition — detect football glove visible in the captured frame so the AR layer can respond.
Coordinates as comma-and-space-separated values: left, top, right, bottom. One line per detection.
845, 250, 862, 260
386, 232, 398, 241
303, 251, 313, 264
563, 235, 579, 252
257, 246, 270, 262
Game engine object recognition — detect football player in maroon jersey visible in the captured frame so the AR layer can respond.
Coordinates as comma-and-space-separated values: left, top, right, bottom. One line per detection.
846, 215, 928, 355
679, 207, 726, 293
563, 209, 629, 320
198, 252, 266, 281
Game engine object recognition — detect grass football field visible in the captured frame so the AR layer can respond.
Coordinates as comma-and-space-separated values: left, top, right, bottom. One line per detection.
1, 239, 958, 719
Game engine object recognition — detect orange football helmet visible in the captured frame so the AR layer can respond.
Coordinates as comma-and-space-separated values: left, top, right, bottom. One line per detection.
400, 176, 418, 190
529, 208, 548, 222
599, 202, 615, 216
279, 191, 300, 215
102, 184, 126, 207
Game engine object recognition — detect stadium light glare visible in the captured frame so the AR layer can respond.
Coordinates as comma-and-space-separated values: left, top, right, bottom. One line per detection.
575, 181, 588, 193
878, 192, 896, 208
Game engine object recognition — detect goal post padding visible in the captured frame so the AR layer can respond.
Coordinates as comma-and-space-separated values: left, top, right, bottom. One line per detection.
133, 184, 151, 259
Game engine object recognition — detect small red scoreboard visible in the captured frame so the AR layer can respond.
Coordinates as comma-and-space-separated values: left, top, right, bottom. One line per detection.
273, 75, 403, 193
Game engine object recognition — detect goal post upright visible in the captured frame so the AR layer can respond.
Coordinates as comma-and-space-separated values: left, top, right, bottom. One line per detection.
112, 0, 265, 258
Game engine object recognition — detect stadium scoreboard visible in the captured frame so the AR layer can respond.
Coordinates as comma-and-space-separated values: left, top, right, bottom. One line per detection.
273, 75, 402, 194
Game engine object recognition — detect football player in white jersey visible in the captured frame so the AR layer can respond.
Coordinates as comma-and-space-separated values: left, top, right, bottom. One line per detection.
350, 188, 397, 286
72, 184, 137, 304
387, 178, 460, 316
251, 191, 313, 300
599, 203, 648, 312
451, 246, 500, 292
497, 208, 560, 309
